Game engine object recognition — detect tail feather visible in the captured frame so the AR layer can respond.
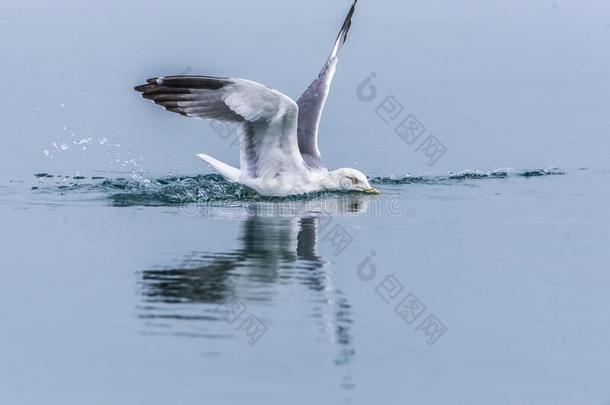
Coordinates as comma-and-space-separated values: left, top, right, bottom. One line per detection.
197, 154, 241, 182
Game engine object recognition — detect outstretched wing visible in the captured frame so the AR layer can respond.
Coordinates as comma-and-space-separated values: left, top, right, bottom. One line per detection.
135, 76, 308, 179
296, 0, 358, 168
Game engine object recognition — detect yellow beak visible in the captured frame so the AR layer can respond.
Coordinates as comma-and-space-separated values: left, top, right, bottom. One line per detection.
363, 187, 380, 194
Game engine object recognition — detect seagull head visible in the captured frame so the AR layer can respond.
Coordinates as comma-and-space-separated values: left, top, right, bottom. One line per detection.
329, 168, 380, 194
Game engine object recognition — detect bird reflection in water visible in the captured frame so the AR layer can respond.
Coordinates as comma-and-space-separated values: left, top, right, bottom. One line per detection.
138, 194, 372, 388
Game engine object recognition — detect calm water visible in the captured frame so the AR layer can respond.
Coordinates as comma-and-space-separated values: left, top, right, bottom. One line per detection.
2, 169, 610, 404
2, 0, 610, 403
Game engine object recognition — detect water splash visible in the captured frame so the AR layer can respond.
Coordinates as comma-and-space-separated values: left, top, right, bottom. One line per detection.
28, 168, 566, 205
106, 175, 256, 205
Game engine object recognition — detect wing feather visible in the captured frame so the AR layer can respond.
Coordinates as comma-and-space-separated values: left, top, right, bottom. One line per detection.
296, 0, 358, 168
135, 75, 307, 180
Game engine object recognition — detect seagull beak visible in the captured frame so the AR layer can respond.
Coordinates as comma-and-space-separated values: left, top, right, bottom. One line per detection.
363, 187, 380, 194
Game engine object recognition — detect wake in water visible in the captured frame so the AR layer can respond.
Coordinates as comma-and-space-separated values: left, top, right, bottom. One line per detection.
371, 168, 565, 185
28, 168, 565, 205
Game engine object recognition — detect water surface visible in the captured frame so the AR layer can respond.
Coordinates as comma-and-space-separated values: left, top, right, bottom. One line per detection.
2, 168, 609, 404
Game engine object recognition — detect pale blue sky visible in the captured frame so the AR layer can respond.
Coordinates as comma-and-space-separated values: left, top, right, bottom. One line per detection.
1, 0, 609, 178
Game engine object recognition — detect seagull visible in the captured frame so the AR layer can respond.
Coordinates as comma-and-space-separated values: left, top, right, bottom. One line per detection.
135, 0, 378, 197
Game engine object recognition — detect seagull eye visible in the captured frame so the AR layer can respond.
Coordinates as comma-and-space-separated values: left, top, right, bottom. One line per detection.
349, 176, 358, 184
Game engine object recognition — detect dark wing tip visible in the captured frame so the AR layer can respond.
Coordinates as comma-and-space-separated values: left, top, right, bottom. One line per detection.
133, 75, 243, 121
134, 83, 152, 93
331, 0, 358, 56
342, 0, 358, 41
155, 75, 231, 90
165, 106, 188, 116
135, 75, 232, 94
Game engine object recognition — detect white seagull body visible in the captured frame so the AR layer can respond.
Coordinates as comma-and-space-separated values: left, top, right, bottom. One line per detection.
135, 0, 378, 197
